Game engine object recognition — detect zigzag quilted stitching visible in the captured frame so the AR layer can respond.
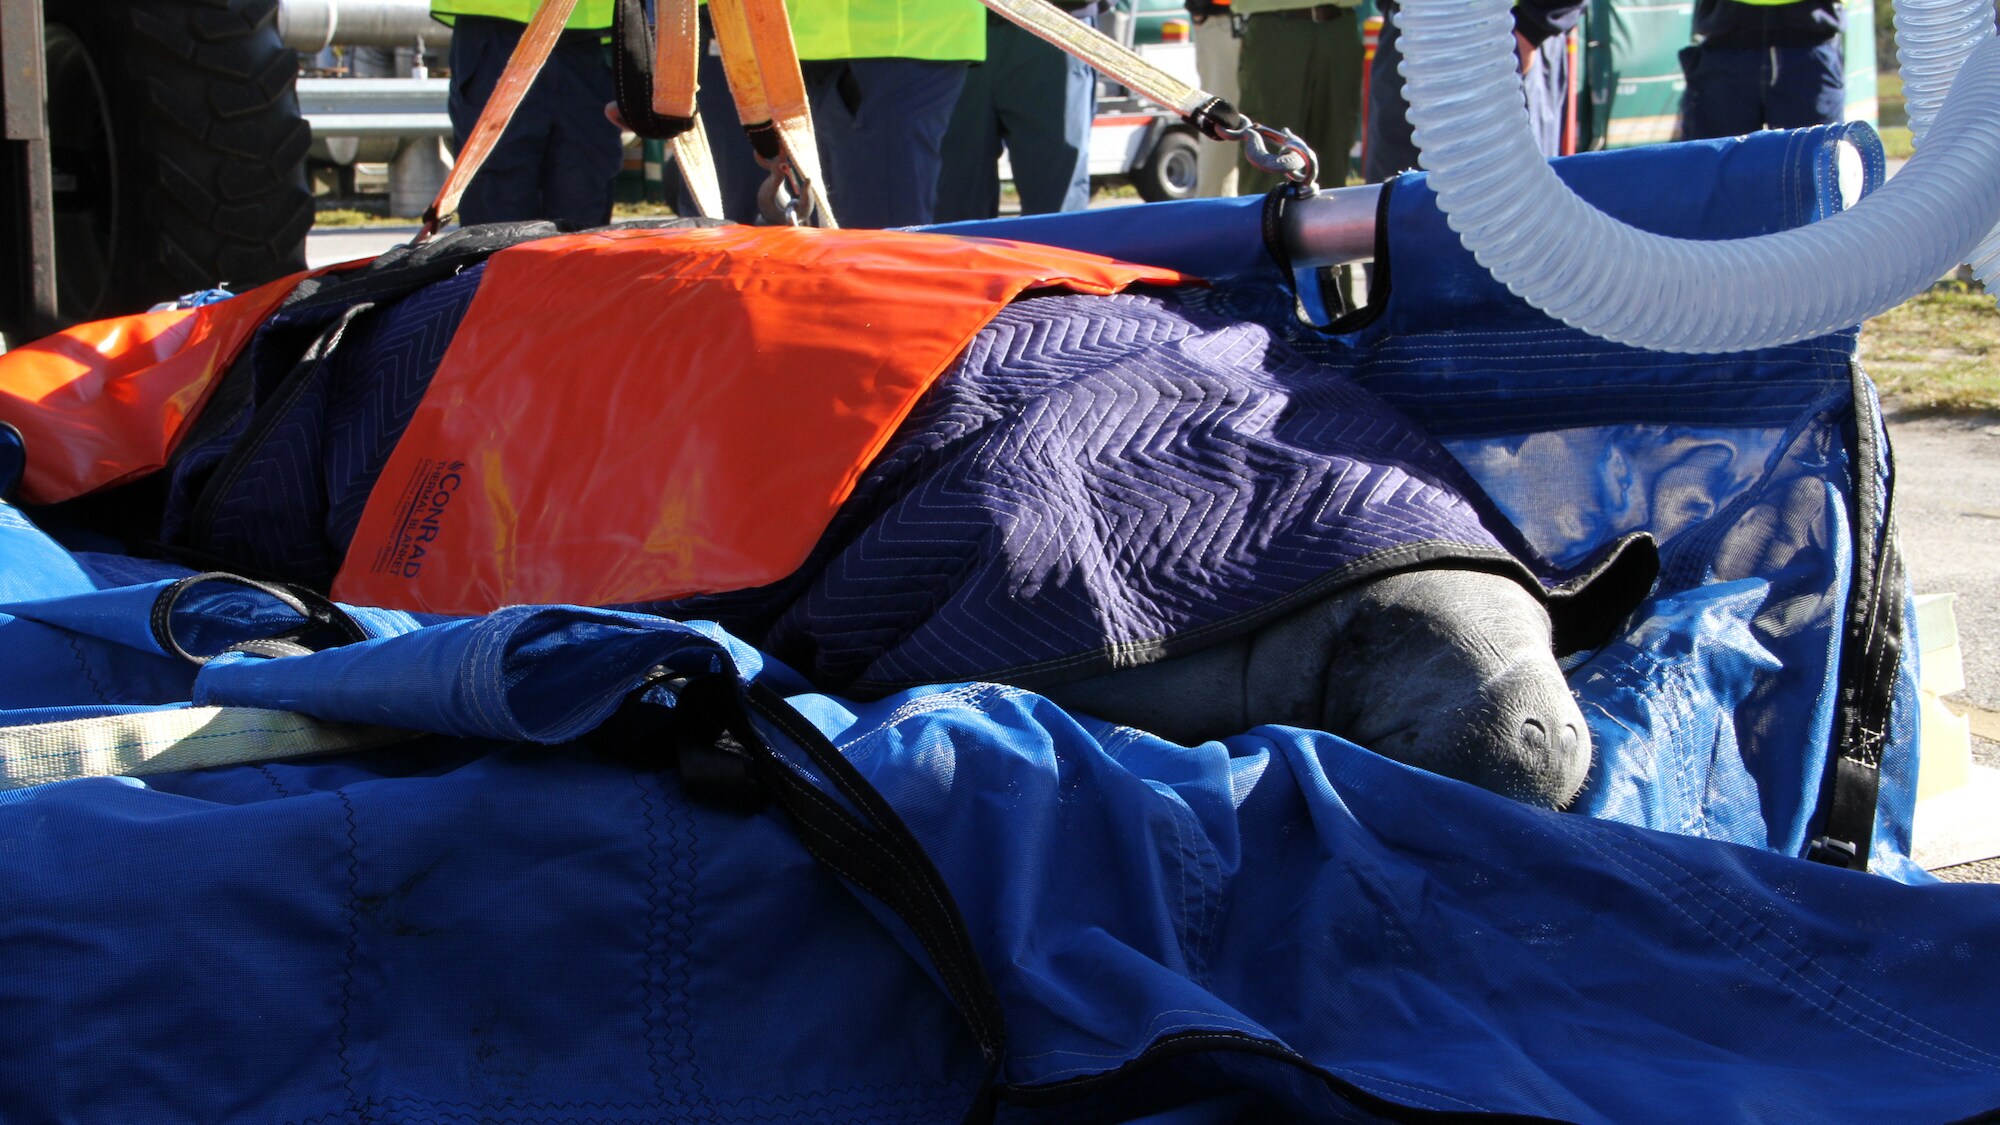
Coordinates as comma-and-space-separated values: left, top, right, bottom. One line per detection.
190, 267, 484, 583
748, 290, 1524, 692
324, 267, 486, 551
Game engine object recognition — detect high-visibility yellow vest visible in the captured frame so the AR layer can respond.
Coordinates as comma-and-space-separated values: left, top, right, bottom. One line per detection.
430, 0, 615, 31
786, 0, 986, 62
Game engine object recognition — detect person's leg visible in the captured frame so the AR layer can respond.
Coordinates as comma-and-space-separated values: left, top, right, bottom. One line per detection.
1055, 15, 1098, 211
1763, 37, 1845, 128
1191, 13, 1241, 197
935, 21, 1007, 223
1676, 43, 1771, 140
540, 35, 624, 229
1317, 10, 1364, 186
1237, 10, 1361, 193
1521, 29, 1567, 159
447, 16, 548, 224
1362, 12, 1418, 184
805, 58, 969, 228
992, 18, 1094, 214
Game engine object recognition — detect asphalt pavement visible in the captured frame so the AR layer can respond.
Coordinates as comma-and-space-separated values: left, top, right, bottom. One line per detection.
1887, 411, 2000, 884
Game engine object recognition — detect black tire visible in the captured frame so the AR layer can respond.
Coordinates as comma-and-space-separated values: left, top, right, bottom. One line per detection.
1133, 127, 1200, 204
41, 0, 311, 323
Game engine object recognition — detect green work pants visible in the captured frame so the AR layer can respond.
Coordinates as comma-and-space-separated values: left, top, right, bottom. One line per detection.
1235, 7, 1363, 194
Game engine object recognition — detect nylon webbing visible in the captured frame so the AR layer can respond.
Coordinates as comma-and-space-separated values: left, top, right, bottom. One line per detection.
613, 0, 697, 138
611, 0, 724, 216
673, 122, 726, 219
709, 0, 836, 225
974, 0, 1314, 188
589, 675, 1004, 1117
654, 0, 699, 120
1809, 369, 1905, 871
978, 0, 1209, 117
0, 707, 415, 791
420, 0, 582, 239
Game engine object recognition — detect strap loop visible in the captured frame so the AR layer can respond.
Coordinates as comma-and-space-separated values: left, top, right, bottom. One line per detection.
613, 0, 698, 139
151, 572, 369, 667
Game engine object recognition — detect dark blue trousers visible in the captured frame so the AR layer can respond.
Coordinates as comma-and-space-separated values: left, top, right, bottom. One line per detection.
934, 15, 1097, 222
1363, 12, 1567, 184
446, 16, 624, 228
684, 37, 968, 229
1677, 39, 1845, 140
802, 58, 970, 228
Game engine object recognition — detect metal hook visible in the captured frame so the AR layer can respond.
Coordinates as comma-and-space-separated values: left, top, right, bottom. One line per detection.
756, 157, 819, 227
1218, 118, 1320, 198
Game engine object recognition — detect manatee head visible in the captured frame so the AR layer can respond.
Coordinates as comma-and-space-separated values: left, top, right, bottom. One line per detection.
1041, 567, 1592, 809
1275, 569, 1591, 808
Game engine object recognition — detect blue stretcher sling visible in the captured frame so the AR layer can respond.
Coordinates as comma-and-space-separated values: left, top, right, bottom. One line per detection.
0, 127, 1992, 1123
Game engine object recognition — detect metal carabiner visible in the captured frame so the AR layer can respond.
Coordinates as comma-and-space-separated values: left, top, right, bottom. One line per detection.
1218, 118, 1320, 198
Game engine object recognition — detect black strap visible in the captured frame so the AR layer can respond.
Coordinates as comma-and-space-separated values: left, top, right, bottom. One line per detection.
1809, 369, 1905, 870
151, 571, 370, 666
612, 0, 697, 140
590, 673, 1008, 1120
1186, 95, 1246, 143
742, 120, 784, 163
0, 420, 23, 503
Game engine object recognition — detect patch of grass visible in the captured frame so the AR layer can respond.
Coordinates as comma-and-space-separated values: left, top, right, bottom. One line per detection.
611, 201, 681, 219
1878, 70, 1913, 161
1861, 281, 2000, 415
314, 204, 422, 227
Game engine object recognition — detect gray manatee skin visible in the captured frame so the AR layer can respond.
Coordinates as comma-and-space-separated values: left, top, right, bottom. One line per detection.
1040, 568, 1592, 809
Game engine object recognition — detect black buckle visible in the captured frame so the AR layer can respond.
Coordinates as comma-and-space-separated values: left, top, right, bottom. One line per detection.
587, 671, 769, 812
1806, 835, 1860, 868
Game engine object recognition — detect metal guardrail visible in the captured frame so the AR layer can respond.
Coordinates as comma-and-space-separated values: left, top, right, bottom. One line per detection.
299, 77, 452, 139
280, 0, 450, 52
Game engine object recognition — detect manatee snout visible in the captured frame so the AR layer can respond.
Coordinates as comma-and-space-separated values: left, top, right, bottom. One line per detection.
1041, 567, 1592, 808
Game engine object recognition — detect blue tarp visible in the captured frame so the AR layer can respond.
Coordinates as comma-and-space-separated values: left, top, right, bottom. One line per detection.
1, 127, 1990, 1122
3, 545, 1998, 1121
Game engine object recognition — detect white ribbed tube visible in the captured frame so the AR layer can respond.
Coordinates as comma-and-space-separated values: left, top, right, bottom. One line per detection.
1395, 0, 2000, 352
1895, 0, 2000, 296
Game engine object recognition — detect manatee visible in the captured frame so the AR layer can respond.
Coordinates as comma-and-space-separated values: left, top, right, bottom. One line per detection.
1041, 567, 1591, 809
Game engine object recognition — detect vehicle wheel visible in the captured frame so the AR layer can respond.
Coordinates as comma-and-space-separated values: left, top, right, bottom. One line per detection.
1133, 128, 1200, 203
41, 0, 312, 323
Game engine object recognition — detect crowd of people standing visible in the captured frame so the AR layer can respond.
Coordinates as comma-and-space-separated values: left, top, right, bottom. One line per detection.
426, 0, 1849, 231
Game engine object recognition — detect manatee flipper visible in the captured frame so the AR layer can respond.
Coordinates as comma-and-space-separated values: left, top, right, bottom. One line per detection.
1042, 568, 1591, 808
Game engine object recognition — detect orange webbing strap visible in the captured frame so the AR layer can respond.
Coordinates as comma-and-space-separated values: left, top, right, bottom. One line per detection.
653, 0, 699, 120
708, 0, 836, 226
419, 0, 581, 240
651, 0, 724, 217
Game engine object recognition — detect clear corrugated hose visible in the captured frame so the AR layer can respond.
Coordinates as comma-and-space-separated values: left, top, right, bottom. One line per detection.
1395, 0, 2000, 353
1895, 0, 2000, 293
